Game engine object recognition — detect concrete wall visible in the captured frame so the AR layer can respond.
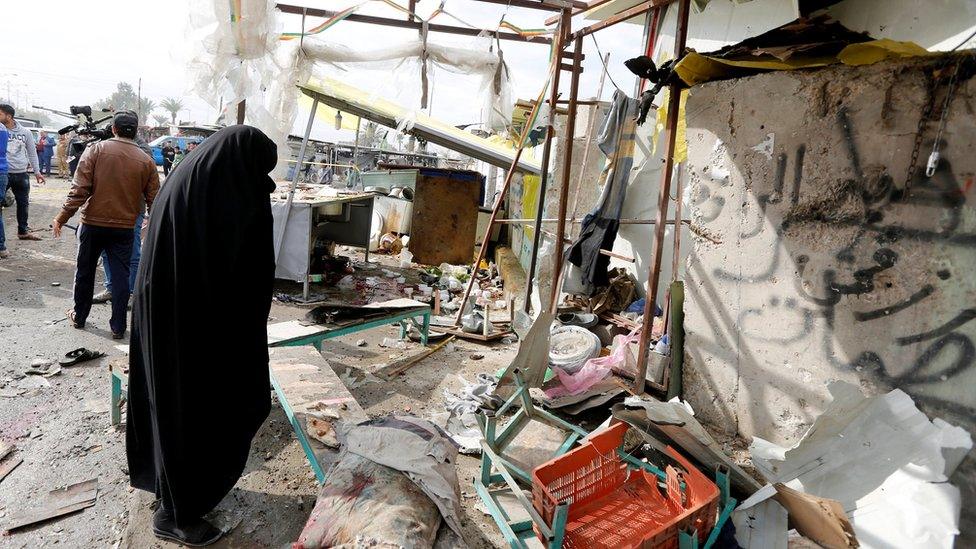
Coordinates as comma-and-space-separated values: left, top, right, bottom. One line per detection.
681, 54, 976, 535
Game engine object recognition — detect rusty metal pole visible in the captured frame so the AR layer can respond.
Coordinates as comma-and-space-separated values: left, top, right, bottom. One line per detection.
523, 8, 570, 313
453, 22, 564, 326
548, 36, 584, 312
634, 0, 690, 394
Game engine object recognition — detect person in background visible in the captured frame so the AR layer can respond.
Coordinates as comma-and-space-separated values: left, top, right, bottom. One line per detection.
93, 129, 153, 305
36, 132, 48, 175
172, 146, 184, 168
56, 134, 70, 178
161, 141, 176, 176
52, 111, 159, 339
68, 133, 85, 177
0, 104, 45, 241
127, 126, 277, 546
0, 120, 8, 258
42, 131, 56, 176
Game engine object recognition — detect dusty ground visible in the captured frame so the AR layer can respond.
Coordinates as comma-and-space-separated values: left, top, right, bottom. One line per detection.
0, 176, 516, 548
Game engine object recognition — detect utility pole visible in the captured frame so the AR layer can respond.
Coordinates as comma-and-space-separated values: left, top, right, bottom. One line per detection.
137, 77, 142, 123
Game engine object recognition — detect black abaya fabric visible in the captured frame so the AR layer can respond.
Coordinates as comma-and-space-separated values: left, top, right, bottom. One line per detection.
126, 125, 277, 526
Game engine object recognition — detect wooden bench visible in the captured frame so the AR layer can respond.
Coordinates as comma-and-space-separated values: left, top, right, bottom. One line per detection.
110, 299, 431, 482
266, 299, 431, 349
267, 346, 368, 482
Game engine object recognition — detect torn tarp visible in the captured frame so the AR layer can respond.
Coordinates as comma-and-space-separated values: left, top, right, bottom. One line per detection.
744, 381, 972, 548
673, 15, 931, 87
338, 416, 464, 538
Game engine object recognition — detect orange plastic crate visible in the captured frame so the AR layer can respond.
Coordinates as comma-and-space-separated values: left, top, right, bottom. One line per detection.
532, 422, 719, 549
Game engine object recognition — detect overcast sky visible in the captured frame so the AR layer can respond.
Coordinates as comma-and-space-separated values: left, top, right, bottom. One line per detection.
1, 1, 645, 142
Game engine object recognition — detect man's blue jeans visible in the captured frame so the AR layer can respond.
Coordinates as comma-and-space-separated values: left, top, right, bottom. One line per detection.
39, 153, 52, 175
103, 212, 143, 293
74, 223, 134, 335
0, 172, 7, 251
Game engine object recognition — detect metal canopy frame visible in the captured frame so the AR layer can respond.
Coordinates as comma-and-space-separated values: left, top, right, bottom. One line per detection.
295, 83, 542, 174
514, 0, 690, 397
275, 0, 690, 396
276, 2, 568, 44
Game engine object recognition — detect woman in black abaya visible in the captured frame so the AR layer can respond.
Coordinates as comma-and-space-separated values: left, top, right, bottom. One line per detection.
126, 125, 277, 546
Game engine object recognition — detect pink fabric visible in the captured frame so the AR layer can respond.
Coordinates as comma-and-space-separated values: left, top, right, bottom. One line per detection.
545, 330, 642, 398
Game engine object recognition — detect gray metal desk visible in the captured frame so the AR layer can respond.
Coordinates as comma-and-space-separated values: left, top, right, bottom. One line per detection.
272, 193, 375, 299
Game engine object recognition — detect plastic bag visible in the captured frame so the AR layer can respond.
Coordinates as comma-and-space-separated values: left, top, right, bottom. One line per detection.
545, 330, 641, 398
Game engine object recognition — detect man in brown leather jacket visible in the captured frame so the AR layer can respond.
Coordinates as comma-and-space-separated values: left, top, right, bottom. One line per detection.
53, 111, 160, 339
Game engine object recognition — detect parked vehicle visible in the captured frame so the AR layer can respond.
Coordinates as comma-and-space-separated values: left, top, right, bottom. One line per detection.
148, 135, 205, 166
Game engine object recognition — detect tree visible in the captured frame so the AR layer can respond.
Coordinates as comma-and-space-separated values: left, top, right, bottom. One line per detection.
160, 97, 185, 124
94, 82, 156, 122
152, 114, 169, 127
142, 98, 157, 118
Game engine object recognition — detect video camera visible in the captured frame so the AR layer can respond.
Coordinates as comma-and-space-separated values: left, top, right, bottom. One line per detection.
59, 105, 115, 141
60, 106, 118, 176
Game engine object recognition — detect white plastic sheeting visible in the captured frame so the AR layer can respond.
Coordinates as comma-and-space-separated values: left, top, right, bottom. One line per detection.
301, 35, 513, 133
184, 0, 515, 162
744, 381, 973, 548
185, 0, 306, 164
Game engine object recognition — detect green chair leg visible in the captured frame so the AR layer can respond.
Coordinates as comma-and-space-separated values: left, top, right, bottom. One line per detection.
110, 371, 122, 426
679, 528, 699, 549
549, 502, 569, 549
421, 312, 430, 346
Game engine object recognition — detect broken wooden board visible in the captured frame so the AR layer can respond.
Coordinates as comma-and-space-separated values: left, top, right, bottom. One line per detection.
268, 346, 369, 483
0, 442, 22, 484
0, 441, 13, 461
434, 327, 514, 342
612, 398, 763, 498
409, 169, 481, 265
2, 479, 98, 534
377, 335, 456, 380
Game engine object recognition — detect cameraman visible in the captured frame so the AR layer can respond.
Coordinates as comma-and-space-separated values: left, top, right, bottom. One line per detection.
53, 111, 159, 339
0, 104, 45, 242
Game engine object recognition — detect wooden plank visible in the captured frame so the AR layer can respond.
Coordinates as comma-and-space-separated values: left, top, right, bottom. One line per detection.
2, 479, 98, 534
409, 169, 482, 265
472, 0, 585, 11
435, 328, 513, 342
379, 335, 456, 379
0, 441, 13, 461
267, 321, 325, 346
613, 401, 762, 498
0, 452, 23, 483
268, 347, 368, 479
